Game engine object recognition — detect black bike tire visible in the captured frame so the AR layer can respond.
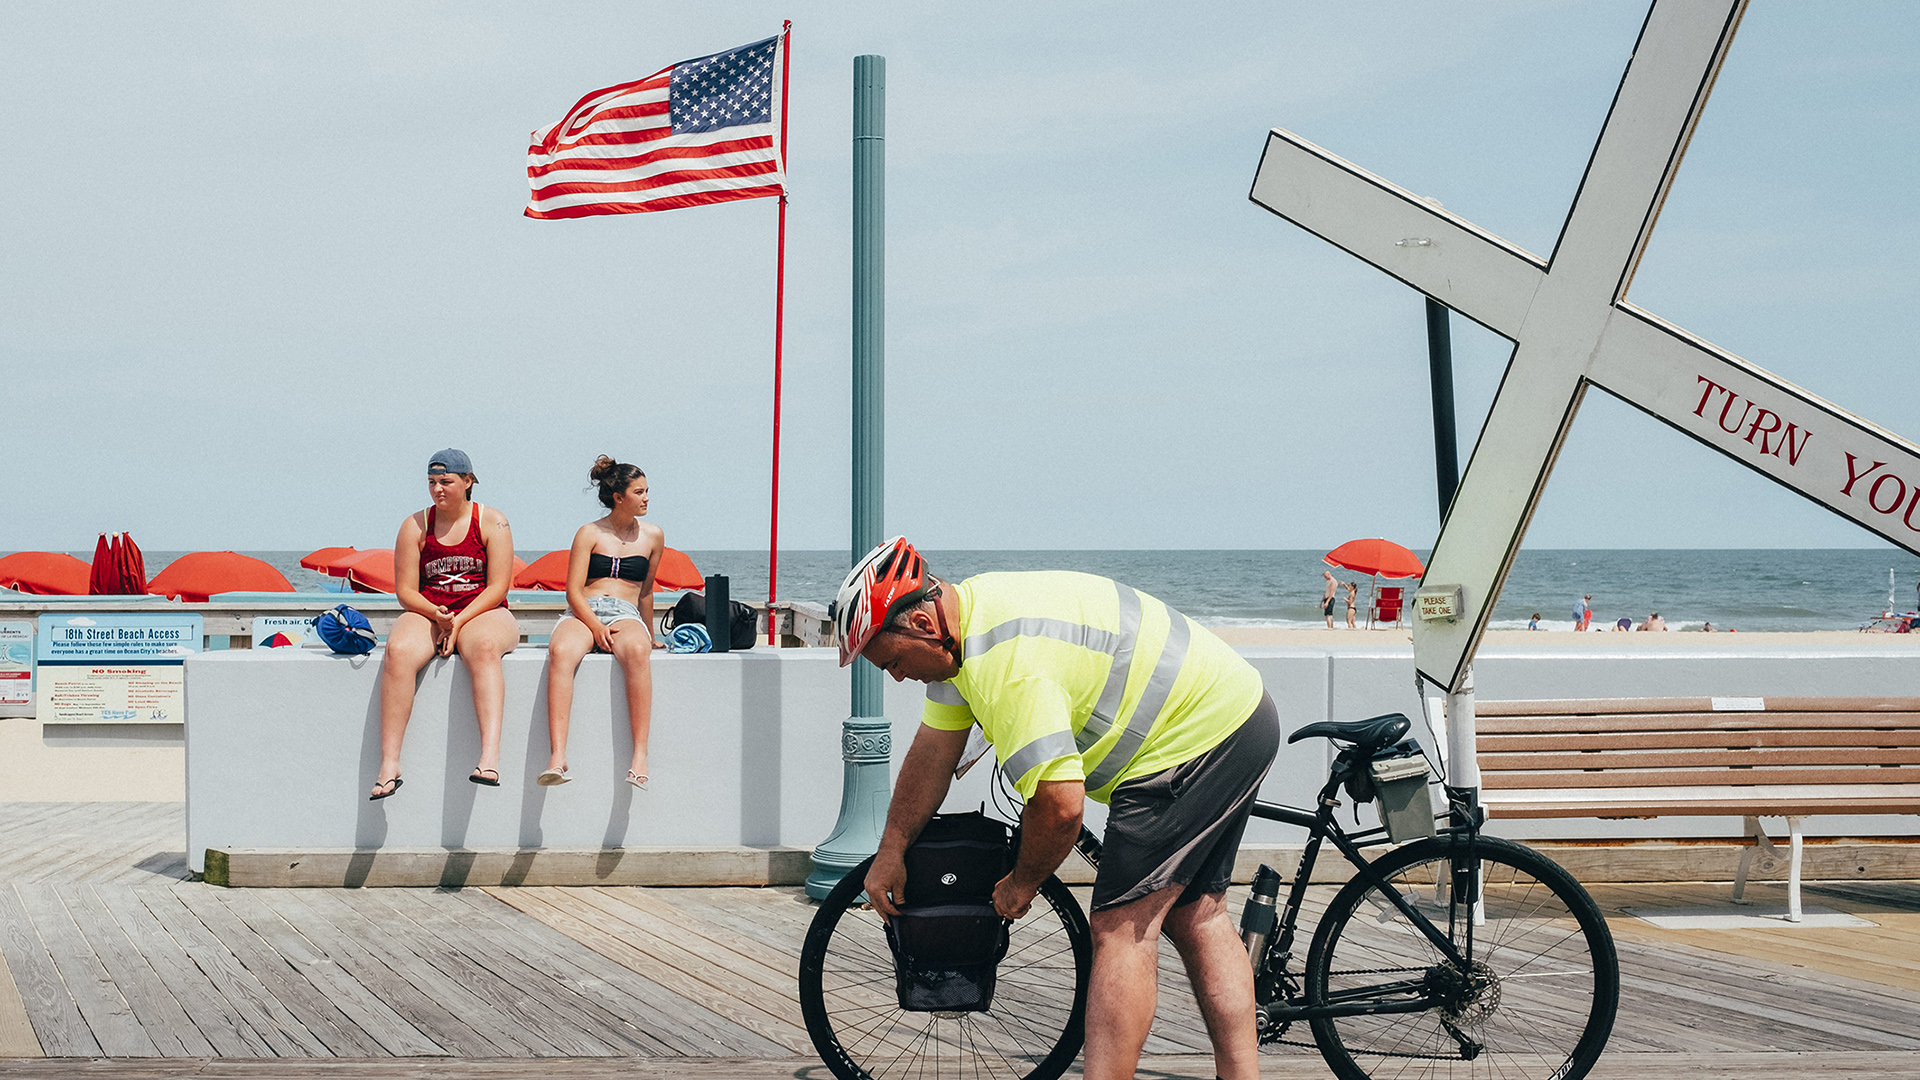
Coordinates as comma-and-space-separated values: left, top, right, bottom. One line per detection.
1303, 835, 1620, 1080
798, 855, 1092, 1080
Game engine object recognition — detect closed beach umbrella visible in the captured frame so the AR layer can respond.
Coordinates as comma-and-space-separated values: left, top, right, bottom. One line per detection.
147, 552, 294, 602
87, 534, 112, 594
118, 533, 147, 595
513, 548, 704, 592
107, 534, 126, 592
0, 552, 92, 595
300, 546, 359, 574
1323, 538, 1425, 580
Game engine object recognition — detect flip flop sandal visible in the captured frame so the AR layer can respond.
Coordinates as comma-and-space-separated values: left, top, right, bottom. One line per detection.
536, 768, 571, 786
369, 776, 404, 801
470, 767, 501, 787
627, 770, 649, 791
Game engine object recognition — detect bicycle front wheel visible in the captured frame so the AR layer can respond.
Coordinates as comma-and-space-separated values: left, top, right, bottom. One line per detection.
1305, 835, 1619, 1080
798, 856, 1092, 1080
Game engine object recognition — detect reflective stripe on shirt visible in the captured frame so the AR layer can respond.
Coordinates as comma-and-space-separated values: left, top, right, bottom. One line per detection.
1085, 610, 1190, 791
1079, 583, 1142, 751
1004, 729, 1079, 782
926, 681, 966, 707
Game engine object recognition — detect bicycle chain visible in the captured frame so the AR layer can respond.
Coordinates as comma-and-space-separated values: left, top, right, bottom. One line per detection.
1263, 966, 1488, 1062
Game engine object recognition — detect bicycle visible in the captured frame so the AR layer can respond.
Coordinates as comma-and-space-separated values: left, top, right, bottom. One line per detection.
798, 710, 1620, 1080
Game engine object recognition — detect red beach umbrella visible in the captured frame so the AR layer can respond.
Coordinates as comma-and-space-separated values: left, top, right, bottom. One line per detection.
341, 549, 397, 593
0, 552, 92, 595
513, 548, 704, 592
118, 533, 147, 595
300, 546, 359, 574
654, 547, 704, 591
87, 534, 113, 594
147, 552, 294, 602
1323, 538, 1425, 580
107, 534, 126, 591
514, 550, 569, 590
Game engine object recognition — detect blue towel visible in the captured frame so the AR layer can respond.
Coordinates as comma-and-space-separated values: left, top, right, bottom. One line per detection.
668, 623, 713, 653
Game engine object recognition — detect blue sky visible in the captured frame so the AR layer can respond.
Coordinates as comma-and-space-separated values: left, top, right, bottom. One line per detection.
2, 1, 1915, 554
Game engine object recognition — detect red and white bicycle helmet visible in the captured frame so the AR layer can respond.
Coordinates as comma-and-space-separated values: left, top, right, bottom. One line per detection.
834, 536, 936, 666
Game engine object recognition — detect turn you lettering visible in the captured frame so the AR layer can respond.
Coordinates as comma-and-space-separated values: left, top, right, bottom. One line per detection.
1692, 377, 1811, 465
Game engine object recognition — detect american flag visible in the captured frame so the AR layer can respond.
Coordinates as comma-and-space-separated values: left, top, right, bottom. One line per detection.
526, 34, 785, 219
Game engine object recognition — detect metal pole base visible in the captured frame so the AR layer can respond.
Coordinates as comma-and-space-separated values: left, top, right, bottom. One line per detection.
806, 717, 892, 899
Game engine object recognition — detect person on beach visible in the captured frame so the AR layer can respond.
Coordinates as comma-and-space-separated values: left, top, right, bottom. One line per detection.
539, 456, 664, 791
1343, 580, 1358, 629
1642, 611, 1667, 631
1322, 570, 1338, 629
369, 449, 519, 799
842, 537, 1277, 1080
1613, 617, 1633, 632
1701, 621, 1715, 632
1574, 594, 1593, 631
1527, 613, 1541, 630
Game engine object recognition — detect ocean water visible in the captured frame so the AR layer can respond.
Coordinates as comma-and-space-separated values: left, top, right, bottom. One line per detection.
55, 547, 1913, 634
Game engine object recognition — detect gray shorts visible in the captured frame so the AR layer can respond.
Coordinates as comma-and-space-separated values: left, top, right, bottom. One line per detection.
560, 595, 647, 628
1091, 691, 1280, 911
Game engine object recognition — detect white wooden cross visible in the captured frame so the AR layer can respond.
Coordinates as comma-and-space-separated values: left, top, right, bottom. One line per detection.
1250, 0, 1920, 693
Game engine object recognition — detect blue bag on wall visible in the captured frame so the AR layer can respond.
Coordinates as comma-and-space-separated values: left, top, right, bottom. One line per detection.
314, 605, 377, 655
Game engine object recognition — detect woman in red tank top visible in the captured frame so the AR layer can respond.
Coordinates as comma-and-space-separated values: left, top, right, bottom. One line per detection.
369, 449, 521, 799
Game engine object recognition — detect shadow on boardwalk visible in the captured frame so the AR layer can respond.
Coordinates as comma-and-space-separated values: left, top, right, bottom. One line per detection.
1, 803, 1917, 1078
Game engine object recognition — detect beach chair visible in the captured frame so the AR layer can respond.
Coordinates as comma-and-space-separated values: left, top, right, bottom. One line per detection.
1370, 585, 1405, 629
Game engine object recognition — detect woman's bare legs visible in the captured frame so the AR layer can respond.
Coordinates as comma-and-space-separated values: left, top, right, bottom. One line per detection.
543, 618, 595, 774
611, 623, 654, 781
456, 606, 521, 781
373, 612, 438, 796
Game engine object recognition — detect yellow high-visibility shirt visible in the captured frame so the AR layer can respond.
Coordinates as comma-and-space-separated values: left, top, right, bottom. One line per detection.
921, 571, 1265, 802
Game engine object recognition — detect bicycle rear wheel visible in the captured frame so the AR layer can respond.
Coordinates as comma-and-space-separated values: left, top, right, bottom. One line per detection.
1305, 835, 1618, 1080
798, 856, 1092, 1080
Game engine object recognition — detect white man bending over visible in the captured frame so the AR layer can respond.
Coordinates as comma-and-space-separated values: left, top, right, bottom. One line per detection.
837, 537, 1280, 1080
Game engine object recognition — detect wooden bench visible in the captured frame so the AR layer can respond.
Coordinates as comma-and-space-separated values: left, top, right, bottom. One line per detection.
1473, 696, 1920, 921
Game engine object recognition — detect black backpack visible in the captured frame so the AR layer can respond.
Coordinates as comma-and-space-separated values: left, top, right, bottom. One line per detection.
884, 811, 1015, 1012
662, 591, 757, 650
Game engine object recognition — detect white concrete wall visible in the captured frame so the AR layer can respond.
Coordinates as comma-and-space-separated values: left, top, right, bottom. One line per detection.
175, 639, 1920, 872
0, 717, 184, 801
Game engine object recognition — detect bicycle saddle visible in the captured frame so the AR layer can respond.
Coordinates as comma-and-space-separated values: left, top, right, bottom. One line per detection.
1287, 713, 1411, 751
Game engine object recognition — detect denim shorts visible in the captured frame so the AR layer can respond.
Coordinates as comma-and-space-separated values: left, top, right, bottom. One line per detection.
560, 595, 646, 627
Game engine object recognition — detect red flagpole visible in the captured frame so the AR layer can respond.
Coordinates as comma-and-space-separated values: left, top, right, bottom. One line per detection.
768, 20, 792, 645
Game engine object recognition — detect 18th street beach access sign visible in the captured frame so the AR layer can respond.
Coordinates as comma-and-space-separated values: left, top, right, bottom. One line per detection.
1249, 0, 1920, 693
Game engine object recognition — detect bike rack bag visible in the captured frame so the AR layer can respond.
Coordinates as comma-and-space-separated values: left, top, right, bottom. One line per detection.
885, 811, 1014, 1012
1368, 742, 1438, 844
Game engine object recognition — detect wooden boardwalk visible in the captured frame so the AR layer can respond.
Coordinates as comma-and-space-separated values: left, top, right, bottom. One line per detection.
2, 803, 1918, 1078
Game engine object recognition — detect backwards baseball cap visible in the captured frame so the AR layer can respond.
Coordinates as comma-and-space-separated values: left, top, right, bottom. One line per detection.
428, 448, 473, 475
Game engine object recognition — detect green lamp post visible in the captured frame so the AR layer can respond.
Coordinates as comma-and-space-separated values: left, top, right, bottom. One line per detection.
807, 54, 892, 899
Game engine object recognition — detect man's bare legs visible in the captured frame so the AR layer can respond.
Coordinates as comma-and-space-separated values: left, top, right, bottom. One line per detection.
1083, 884, 1256, 1080
1167, 891, 1260, 1080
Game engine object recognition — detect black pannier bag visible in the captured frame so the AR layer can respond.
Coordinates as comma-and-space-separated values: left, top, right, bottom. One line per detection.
662, 590, 757, 650
884, 811, 1014, 1012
